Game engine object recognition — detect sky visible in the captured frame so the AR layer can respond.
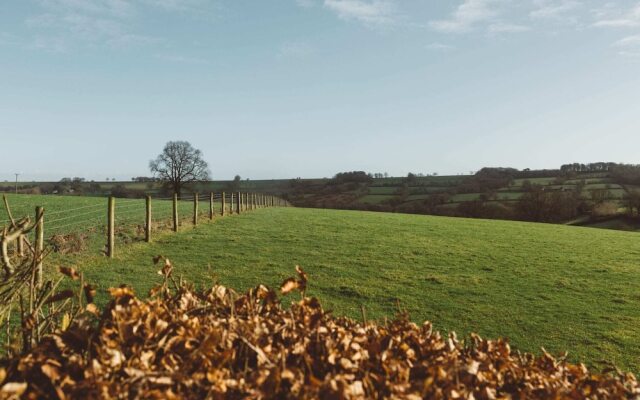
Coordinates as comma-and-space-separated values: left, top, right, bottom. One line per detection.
1, 0, 640, 182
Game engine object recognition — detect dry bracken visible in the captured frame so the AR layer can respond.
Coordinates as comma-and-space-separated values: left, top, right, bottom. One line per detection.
0, 265, 638, 399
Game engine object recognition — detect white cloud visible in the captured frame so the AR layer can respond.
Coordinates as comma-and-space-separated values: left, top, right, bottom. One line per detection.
323, 0, 395, 25
429, 0, 503, 34
38, 0, 134, 18
140, 0, 216, 14
608, 31, 640, 59
530, 0, 581, 19
614, 34, 640, 47
593, 2, 640, 28
155, 53, 209, 64
24, 0, 194, 52
31, 36, 69, 53
26, 11, 160, 50
488, 22, 530, 33
0, 32, 21, 47
426, 42, 455, 51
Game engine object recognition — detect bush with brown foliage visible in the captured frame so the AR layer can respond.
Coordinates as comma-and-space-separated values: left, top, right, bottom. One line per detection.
48, 234, 88, 255
0, 263, 638, 399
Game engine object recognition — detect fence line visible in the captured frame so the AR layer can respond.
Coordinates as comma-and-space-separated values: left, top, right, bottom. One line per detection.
1, 192, 289, 264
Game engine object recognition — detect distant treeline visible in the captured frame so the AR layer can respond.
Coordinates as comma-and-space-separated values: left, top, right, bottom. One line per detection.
288, 163, 640, 224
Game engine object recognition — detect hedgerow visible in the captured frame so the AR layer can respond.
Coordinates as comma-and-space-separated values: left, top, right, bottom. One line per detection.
1, 262, 638, 399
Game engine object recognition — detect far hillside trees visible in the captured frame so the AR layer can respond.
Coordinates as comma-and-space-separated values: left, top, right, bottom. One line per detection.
623, 191, 640, 217
610, 164, 640, 185
227, 175, 242, 192
516, 187, 581, 222
333, 171, 373, 184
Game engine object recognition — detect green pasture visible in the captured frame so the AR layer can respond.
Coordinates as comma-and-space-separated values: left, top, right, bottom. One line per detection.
72, 207, 640, 373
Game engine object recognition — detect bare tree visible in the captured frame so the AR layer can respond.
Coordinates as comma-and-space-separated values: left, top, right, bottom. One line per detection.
149, 141, 210, 198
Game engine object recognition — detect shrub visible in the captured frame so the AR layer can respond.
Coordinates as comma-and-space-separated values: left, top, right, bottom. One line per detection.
1, 264, 638, 399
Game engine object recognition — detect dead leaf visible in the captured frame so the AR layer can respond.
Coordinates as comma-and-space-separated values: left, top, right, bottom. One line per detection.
58, 266, 80, 280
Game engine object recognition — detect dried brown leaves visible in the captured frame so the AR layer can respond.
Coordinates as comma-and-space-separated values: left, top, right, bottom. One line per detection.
1, 269, 638, 399
280, 265, 307, 295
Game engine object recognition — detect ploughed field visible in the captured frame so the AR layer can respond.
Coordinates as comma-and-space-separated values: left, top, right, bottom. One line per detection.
71, 206, 640, 373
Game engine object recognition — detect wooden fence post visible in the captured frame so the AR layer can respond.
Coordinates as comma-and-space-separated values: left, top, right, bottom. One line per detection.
221, 192, 226, 216
35, 206, 44, 288
145, 195, 151, 243
236, 192, 241, 214
209, 193, 214, 220
230, 193, 234, 215
193, 193, 199, 226
107, 196, 115, 258
173, 193, 178, 232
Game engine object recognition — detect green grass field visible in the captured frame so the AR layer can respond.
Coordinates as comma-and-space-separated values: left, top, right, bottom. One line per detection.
65, 207, 640, 373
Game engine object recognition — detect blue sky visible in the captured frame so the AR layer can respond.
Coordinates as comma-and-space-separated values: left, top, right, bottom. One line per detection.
1, 0, 640, 181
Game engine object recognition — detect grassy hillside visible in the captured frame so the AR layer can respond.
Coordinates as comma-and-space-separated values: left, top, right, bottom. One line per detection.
75, 207, 640, 373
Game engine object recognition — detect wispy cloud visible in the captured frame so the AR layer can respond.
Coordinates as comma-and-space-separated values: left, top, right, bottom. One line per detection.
26, 10, 160, 50
0, 32, 21, 47
488, 22, 530, 33
614, 34, 640, 47
23, 0, 182, 52
38, 0, 135, 18
323, 0, 396, 26
593, 2, 640, 28
155, 53, 209, 64
140, 0, 218, 15
30, 35, 69, 53
530, 0, 581, 20
22, 0, 221, 53
429, 0, 503, 34
426, 42, 455, 51
612, 34, 640, 58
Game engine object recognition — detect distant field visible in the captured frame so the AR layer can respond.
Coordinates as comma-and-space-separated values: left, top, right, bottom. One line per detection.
360, 194, 393, 204
450, 193, 481, 202
78, 207, 640, 373
497, 192, 523, 200
368, 187, 397, 195
511, 177, 556, 186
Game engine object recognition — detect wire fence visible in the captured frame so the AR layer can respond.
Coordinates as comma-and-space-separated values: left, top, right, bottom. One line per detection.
1, 192, 289, 261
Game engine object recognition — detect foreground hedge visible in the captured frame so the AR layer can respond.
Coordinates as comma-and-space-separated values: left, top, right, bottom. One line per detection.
1, 266, 638, 399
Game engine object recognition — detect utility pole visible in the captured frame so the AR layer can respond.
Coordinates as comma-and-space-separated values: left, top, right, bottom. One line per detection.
14, 173, 19, 194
